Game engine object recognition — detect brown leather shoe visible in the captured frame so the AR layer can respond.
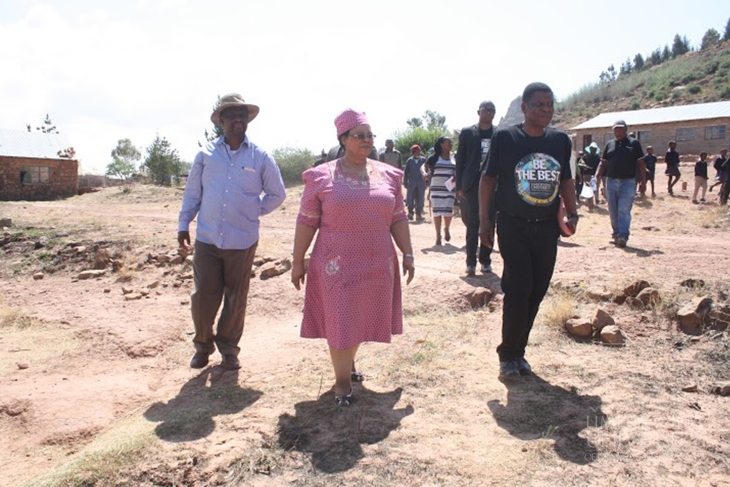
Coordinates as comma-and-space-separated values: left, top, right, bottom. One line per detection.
190, 352, 210, 369
220, 355, 241, 370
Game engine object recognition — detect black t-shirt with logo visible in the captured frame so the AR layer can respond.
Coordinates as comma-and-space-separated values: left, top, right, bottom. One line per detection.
602, 137, 645, 179
479, 127, 493, 171
484, 124, 572, 221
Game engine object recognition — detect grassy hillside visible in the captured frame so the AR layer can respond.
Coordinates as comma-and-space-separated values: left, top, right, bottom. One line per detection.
552, 40, 730, 131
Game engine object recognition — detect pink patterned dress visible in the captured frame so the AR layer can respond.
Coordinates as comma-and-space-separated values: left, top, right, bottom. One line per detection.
297, 159, 408, 349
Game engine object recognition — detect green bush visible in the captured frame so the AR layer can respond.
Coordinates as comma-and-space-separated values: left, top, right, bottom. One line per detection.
719, 85, 730, 98
631, 101, 641, 110
272, 147, 315, 186
688, 84, 701, 94
393, 126, 449, 159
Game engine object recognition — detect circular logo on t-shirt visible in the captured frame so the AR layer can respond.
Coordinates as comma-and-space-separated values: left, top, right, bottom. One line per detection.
514, 153, 561, 206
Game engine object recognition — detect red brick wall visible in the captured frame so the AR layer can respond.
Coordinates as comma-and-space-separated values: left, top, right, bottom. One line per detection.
0, 156, 78, 201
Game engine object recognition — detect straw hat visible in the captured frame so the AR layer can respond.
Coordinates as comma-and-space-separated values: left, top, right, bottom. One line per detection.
210, 93, 260, 125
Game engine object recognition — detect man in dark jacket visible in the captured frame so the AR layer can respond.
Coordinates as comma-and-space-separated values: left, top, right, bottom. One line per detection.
456, 100, 496, 276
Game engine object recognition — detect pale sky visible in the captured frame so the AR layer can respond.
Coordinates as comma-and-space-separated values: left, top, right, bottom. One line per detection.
1, 0, 727, 174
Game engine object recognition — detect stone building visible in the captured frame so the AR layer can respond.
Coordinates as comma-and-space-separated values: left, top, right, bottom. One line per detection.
0, 129, 78, 201
571, 101, 730, 158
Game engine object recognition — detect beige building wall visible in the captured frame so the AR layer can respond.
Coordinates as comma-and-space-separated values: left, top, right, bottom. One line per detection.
574, 117, 730, 161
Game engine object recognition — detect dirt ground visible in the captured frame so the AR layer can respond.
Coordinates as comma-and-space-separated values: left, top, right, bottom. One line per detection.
0, 179, 729, 487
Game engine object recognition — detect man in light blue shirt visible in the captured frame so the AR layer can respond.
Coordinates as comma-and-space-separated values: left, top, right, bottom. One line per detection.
178, 93, 286, 370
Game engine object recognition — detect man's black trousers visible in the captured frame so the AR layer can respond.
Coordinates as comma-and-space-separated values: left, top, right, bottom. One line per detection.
496, 213, 559, 362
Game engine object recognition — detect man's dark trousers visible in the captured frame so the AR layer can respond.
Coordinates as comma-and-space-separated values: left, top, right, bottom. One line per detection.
461, 188, 492, 268
496, 213, 559, 361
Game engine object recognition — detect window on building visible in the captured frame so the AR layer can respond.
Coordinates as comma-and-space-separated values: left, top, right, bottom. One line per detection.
705, 125, 726, 140
637, 131, 651, 143
604, 133, 613, 145
675, 128, 695, 141
19, 166, 50, 184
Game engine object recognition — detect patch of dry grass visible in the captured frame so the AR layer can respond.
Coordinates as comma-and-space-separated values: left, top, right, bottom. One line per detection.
538, 288, 577, 328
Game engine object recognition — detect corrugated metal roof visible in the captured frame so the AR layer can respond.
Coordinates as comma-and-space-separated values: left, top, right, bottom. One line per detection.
570, 100, 730, 130
0, 129, 74, 159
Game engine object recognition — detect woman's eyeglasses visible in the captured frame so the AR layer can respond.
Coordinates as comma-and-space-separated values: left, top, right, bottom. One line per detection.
349, 133, 376, 141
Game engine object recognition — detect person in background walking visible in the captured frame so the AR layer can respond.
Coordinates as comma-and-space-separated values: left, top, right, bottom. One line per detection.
692, 151, 709, 204
456, 100, 497, 276
665, 140, 681, 196
379, 138, 403, 170
426, 136, 456, 246
640, 145, 657, 198
709, 148, 728, 194
404, 144, 428, 221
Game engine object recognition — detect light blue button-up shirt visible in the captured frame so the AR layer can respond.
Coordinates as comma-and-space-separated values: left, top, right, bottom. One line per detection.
178, 136, 286, 250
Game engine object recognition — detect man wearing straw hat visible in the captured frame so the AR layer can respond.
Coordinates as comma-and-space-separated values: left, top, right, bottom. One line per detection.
178, 93, 287, 370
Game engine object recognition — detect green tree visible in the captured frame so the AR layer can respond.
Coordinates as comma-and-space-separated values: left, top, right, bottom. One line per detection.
649, 48, 662, 66
724, 18, 730, 41
142, 134, 184, 186
619, 58, 632, 76
198, 95, 225, 147
106, 139, 141, 180
661, 45, 671, 62
272, 147, 315, 186
393, 126, 448, 158
671, 34, 691, 57
700, 28, 720, 50
406, 117, 423, 128
633, 53, 645, 72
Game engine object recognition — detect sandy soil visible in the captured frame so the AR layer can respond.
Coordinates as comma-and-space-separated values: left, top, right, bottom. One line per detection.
0, 180, 728, 487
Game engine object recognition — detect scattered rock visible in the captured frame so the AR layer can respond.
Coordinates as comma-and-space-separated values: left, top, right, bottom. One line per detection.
177, 246, 192, 259
77, 270, 106, 280
592, 308, 615, 331
464, 287, 494, 308
586, 289, 612, 302
636, 287, 660, 308
103, 288, 111, 293
600, 325, 625, 345
260, 258, 292, 278
34, 236, 49, 249
253, 256, 276, 267
680, 278, 705, 288
185, 255, 194, 264
677, 296, 713, 334
147, 280, 160, 289
16, 362, 29, 370
565, 319, 593, 337
140, 289, 150, 296
626, 297, 644, 310
0, 217, 12, 227
121, 286, 134, 295
170, 255, 184, 265
32, 272, 45, 281
75, 246, 87, 254
179, 273, 193, 280
681, 385, 699, 393
710, 382, 730, 397
623, 280, 650, 298
124, 293, 143, 301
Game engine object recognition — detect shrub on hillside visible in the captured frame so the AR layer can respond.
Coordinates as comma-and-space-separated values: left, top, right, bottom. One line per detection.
688, 84, 701, 94
273, 147, 315, 187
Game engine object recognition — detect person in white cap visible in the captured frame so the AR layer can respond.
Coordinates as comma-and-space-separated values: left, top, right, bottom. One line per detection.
178, 93, 286, 370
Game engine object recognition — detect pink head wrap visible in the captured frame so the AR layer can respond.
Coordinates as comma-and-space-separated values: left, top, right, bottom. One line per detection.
334, 109, 370, 137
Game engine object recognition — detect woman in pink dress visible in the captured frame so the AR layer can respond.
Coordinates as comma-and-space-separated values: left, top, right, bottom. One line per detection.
291, 109, 415, 407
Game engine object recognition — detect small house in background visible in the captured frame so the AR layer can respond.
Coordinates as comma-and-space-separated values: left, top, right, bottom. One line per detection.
571, 101, 730, 157
0, 129, 78, 201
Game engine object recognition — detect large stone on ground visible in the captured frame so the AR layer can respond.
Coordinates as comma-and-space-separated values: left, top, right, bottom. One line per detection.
592, 308, 615, 331
565, 319, 593, 338
623, 280, 650, 298
32, 272, 45, 280
636, 287, 660, 308
710, 382, 730, 396
600, 325, 626, 345
464, 288, 493, 308
677, 296, 713, 334
0, 218, 12, 227
78, 269, 106, 280
260, 258, 292, 278
586, 289, 612, 302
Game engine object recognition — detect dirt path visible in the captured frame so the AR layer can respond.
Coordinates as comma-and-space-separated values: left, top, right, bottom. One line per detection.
1, 183, 729, 486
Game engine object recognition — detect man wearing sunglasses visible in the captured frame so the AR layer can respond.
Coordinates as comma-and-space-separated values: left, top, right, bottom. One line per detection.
178, 93, 286, 371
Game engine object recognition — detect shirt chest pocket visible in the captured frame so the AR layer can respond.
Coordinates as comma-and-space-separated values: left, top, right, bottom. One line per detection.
235, 166, 262, 194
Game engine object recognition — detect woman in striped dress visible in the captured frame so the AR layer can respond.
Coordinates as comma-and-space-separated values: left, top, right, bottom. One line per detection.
425, 136, 456, 246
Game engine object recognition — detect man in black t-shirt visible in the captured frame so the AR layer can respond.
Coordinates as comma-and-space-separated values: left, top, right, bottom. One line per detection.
456, 100, 496, 276
595, 120, 646, 249
478, 83, 578, 381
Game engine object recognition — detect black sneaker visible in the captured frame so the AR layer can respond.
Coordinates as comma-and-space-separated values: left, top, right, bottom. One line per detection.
499, 361, 521, 381
516, 358, 532, 376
